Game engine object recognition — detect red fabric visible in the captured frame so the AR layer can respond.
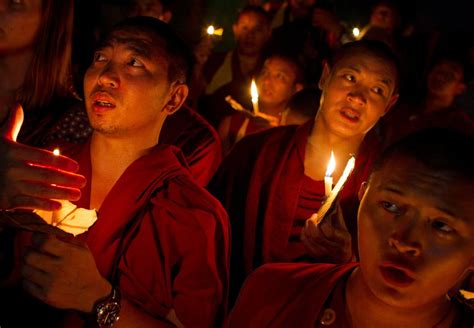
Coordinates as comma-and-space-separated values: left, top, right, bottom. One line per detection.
227, 262, 358, 327
209, 121, 379, 301
65, 141, 230, 327
160, 104, 222, 186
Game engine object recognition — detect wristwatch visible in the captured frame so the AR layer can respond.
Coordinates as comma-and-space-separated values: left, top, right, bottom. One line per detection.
94, 286, 121, 328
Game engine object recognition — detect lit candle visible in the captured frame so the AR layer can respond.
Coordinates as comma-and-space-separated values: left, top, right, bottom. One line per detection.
324, 151, 336, 197
206, 25, 224, 36
310, 156, 356, 225
352, 27, 360, 39
250, 79, 259, 114
53, 148, 60, 156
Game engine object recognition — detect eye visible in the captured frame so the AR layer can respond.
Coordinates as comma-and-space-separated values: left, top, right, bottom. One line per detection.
93, 52, 107, 63
343, 74, 355, 82
372, 86, 385, 96
128, 58, 144, 67
430, 219, 454, 234
381, 201, 401, 215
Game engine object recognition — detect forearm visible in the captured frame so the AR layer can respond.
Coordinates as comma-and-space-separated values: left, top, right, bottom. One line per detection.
114, 298, 177, 328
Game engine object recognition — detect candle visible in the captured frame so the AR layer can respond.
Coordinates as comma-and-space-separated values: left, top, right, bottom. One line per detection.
352, 27, 360, 38
250, 79, 259, 114
324, 151, 336, 197
206, 25, 224, 37
53, 148, 60, 156
310, 156, 356, 225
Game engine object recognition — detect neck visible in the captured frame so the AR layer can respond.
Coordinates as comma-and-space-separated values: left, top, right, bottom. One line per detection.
424, 93, 453, 113
304, 116, 364, 181
89, 129, 160, 209
0, 50, 34, 120
236, 50, 260, 78
346, 268, 457, 328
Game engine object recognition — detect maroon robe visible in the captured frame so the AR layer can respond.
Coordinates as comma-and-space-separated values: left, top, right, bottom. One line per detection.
160, 104, 222, 186
209, 121, 379, 302
2, 142, 230, 327
227, 262, 358, 327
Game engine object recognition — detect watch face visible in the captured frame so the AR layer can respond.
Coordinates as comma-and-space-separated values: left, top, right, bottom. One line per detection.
97, 302, 120, 327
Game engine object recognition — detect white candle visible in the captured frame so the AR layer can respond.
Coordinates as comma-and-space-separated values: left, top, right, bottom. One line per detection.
250, 79, 259, 114
324, 151, 336, 197
310, 156, 356, 225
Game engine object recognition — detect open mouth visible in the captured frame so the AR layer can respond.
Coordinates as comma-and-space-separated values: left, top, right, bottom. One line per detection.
380, 265, 415, 288
340, 108, 360, 123
94, 100, 115, 108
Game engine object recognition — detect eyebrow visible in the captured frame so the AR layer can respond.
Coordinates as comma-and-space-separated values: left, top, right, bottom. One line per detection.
380, 183, 463, 220
342, 65, 394, 87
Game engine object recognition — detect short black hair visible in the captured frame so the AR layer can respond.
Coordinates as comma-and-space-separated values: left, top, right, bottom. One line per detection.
372, 128, 474, 182
236, 5, 271, 26
329, 39, 401, 93
108, 16, 193, 83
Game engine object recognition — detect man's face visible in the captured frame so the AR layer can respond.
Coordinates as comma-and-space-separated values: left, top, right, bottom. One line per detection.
84, 29, 174, 138
317, 51, 398, 139
0, 0, 42, 53
357, 155, 474, 309
257, 57, 301, 109
131, 0, 163, 20
427, 60, 465, 100
233, 12, 270, 56
370, 4, 396, 32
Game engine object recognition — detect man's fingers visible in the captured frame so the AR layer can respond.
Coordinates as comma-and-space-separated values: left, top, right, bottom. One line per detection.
21, 263, 50, 288
13, 146, 81, 173
12, 163, 86, 189
9, 196, 63, 211
1, 103, 24, 141
23, 247, 59, 272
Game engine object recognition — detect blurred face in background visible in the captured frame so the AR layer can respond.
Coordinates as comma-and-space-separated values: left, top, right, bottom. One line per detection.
0, 0, 42, 53
233, 11, 270, 56
370, 4, 398, 33
257, 56, 302, 110
130, 0, 171, 23
427, 60, 465, 102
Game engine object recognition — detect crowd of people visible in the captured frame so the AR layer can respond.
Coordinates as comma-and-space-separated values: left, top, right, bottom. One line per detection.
0, 0, 473, 327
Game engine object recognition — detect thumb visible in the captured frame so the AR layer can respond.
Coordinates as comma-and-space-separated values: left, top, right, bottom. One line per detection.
1, 103, 24, 142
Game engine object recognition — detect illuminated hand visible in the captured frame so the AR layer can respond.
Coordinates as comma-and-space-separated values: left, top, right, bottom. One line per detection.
0, 104, 86, 211
301, 203, 353, 264
22, 232, 111, 313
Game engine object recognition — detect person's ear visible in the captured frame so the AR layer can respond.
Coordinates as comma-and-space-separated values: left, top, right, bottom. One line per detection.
161, 11, 172, 24
383, 93, 399, 116
163, 82, 189, 115
232, 23, 239, 38
358, 181, 368, 201
294, 83, 304, 93
318, 62, 331, 91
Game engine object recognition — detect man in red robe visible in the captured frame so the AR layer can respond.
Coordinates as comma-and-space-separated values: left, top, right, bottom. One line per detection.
0, 17, 229, 328
209, 40, 400, 302
228, 129, 474, 327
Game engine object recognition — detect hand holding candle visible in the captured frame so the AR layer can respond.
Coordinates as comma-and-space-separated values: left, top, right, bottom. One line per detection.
250, 79, 259, 114
310, 155, 356, 225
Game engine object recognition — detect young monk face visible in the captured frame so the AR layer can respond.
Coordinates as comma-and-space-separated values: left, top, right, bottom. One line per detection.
317, 50, 398, 140
84, 28, 181, 138
257, 57, 301, 109
357, 155, 474, 309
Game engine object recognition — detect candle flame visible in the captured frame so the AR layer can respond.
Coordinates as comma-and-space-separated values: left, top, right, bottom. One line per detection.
251, 79, 259, 103
53, 148, 60, 156
207, 25, 215, 35
325, 151, 336, 177
352, 27, 360, 38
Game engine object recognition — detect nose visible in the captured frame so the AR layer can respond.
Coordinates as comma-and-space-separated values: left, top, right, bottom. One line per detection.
98, 62, 120, 89
347, 87, 367, 106
388, 213, 422, 257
